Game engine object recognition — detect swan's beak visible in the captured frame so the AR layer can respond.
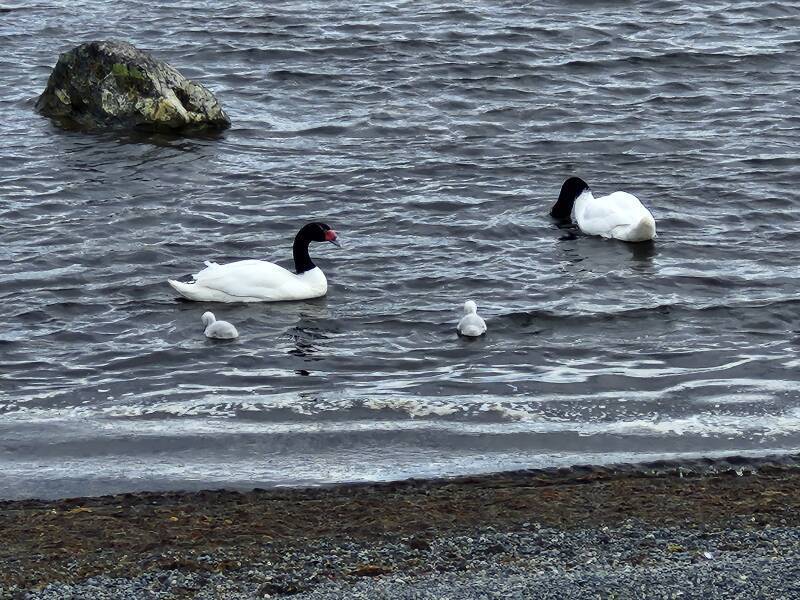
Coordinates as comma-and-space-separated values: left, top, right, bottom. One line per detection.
325, 230, 342, 248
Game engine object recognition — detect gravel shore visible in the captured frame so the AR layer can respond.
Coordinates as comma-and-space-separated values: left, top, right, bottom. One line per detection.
19, 523, 800, 599
3, 456, 800, 599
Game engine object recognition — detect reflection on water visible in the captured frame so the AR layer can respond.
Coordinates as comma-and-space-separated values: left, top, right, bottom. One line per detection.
288, 326, 330, 360
626, 239, 658, 261
556, 234, 658, 276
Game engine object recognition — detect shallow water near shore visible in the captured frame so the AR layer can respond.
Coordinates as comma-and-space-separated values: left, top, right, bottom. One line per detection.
1, 1, 800, 499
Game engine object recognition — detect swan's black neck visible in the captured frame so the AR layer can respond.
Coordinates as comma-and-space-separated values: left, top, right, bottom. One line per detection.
551, 177, 590, 220
293, 234, 315, 274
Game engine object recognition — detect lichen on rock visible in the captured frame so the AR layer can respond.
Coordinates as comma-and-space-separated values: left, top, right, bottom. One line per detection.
36, 40, 231, 133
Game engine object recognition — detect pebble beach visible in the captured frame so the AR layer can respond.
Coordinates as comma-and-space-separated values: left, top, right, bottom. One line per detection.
3, 456, 800, 599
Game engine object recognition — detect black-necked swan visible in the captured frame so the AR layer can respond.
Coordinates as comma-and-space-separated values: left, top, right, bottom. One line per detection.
550, 177, 656, 242
457, 300, 487, 337
168, 222, 341, 302
201, 311, 239, 339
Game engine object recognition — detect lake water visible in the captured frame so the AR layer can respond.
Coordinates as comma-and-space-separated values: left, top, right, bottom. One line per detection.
1, 0, 800, 499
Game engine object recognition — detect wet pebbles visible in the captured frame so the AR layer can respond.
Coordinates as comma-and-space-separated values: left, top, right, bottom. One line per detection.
4, 463, 800, 599
14, 522, 800, 599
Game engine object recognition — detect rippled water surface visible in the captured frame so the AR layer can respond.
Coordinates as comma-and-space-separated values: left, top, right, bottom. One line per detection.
1, 1, 800, 499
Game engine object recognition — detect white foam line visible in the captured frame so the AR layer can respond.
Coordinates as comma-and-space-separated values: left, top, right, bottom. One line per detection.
3, 448, 800, 494
3, 403, 800, 439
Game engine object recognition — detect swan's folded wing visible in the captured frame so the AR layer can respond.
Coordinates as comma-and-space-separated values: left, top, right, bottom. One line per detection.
458, 314, 487, 335
579, 192, 650, 237
192, 259, 297, 300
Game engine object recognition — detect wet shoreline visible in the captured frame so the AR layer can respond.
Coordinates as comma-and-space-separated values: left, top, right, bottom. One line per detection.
4, 453, 800, 597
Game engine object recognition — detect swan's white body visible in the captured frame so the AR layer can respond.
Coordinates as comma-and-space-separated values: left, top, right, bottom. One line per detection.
457, 300, 487, 337
169, 260, 327, 303
201, 311, 239, 339
573, 190, 656, 242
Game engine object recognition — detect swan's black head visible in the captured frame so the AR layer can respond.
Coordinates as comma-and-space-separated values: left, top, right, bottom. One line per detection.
550, 177, 590, 220
296, 222, 340, 247
293, 222, 341, 274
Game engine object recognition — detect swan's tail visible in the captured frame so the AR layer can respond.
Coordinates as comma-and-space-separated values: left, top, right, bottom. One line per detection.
616, 214, 656, 242
168, 279, 202, 301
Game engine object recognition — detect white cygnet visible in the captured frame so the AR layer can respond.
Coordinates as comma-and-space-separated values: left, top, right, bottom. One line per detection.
457, 300, 487, 337
201, 311, 239, 339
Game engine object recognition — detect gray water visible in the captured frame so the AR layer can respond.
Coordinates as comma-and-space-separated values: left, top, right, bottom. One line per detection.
1, 1, 800, 500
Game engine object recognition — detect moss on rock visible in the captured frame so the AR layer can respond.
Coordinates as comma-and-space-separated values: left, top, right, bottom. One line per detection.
36, 40, 231, 133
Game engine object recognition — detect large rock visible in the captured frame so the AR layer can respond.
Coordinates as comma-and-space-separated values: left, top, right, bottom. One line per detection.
36, 40, 231, 132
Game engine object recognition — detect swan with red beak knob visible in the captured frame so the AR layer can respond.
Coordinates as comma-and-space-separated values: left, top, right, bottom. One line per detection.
168, 222, 341, 302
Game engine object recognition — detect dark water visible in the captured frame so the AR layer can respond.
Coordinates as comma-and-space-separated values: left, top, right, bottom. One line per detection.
1, 1, 800, 499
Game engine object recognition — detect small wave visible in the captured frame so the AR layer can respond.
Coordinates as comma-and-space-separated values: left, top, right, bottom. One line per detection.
4, 391, 800, 441
268, 69, 344, 83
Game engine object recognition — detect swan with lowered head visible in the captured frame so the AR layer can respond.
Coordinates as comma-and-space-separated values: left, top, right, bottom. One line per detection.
457, 300, 487, 337
201, 312, 239, 339
168, 222, 341, 302
550, 177, 656, 242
